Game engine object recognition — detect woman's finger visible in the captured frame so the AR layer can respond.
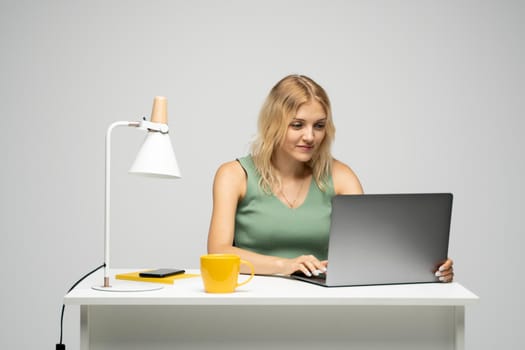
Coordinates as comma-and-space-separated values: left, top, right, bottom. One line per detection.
439, 258, 453, 271
303, 260, 319, 275
438, 272, 454, 282
298, 264, 312, 277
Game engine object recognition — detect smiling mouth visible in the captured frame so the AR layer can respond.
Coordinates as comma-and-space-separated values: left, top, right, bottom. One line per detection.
297, 145, 314, 151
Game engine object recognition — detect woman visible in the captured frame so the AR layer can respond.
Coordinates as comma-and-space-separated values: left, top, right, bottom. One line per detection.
207, 74, 454, 281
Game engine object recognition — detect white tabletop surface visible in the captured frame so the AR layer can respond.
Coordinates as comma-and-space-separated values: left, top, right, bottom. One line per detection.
64, 268, 479, 306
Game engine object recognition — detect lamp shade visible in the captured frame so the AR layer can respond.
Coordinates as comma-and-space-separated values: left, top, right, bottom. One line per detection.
129, 96, 181, 178
129, 131, 181, 178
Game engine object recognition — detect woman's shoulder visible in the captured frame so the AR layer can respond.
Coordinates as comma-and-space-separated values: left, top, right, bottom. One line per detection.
331, 159, 364, 195
213, 159, 248, 198
331, 158, 355, 173
215, 159, 246, 180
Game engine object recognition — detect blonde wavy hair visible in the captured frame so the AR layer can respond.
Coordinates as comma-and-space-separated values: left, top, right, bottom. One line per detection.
251, 74, 335, 193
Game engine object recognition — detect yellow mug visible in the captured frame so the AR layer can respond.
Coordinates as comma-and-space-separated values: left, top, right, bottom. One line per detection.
200, 254, 255, 293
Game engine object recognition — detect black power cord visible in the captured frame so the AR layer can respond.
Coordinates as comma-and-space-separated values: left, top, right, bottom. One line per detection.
57, 264, 105, 350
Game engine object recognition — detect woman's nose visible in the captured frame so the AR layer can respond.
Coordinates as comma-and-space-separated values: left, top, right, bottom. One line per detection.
302, 127, 314, 142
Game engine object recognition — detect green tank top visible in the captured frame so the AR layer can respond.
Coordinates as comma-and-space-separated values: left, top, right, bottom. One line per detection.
234, 155, 335, 260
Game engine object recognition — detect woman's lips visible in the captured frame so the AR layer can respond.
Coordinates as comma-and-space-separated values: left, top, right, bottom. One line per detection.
297, 145, 314, 152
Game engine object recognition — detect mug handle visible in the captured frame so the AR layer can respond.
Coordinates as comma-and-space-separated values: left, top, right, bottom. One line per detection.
236, 259, 255, 287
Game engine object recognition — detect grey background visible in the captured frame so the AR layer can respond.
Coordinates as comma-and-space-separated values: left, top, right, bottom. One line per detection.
1, 0, 523, 349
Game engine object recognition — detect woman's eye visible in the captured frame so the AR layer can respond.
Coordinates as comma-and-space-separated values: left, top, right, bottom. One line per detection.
290, 122, 303, 129
314, 123, 326, 130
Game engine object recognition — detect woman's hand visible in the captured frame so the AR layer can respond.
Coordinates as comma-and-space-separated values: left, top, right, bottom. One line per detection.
435, 258, 454, 282
277, 255, 328, 276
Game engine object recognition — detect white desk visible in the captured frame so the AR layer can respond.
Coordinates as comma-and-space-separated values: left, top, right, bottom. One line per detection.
64, 269, 478, 350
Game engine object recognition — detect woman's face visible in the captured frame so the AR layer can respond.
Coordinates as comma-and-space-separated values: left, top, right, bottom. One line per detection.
276, 100, 327, 164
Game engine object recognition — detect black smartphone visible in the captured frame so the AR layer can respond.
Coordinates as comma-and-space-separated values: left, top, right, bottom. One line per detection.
139, 268, 185, 278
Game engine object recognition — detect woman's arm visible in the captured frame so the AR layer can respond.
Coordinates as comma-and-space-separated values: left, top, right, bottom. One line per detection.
207, 161, 326, 276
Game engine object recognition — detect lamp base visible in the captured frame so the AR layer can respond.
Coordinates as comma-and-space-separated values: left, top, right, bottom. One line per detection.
92, 282, 163, 292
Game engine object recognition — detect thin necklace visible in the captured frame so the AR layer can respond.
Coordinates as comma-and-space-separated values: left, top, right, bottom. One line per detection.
279, 176, 307, 208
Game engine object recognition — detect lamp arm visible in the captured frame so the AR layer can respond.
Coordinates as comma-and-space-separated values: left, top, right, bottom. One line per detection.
103, 121, 139, 287
102, 119, 172, 287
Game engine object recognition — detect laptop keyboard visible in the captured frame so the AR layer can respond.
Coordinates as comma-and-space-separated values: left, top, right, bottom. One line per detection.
292, 270, 327, 281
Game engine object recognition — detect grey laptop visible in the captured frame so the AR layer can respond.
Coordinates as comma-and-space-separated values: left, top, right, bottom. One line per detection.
292, 193, 453, 287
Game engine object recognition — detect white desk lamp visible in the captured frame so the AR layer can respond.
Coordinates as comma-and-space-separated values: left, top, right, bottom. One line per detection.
92, 96, 181, 292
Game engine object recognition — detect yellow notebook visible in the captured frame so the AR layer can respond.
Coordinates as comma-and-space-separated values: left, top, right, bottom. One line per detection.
115, 270, 200, 284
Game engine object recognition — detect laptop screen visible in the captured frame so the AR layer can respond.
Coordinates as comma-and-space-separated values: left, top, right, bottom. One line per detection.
322, 193, 452, 287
